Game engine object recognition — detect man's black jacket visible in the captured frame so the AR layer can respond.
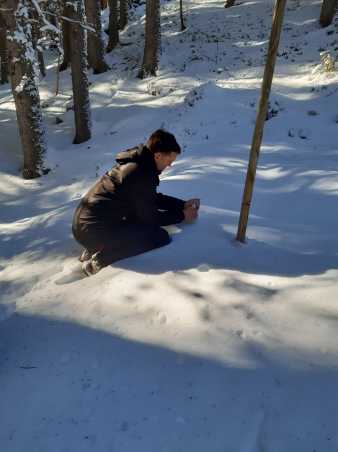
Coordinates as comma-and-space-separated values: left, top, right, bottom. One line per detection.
73, 145, 185, 230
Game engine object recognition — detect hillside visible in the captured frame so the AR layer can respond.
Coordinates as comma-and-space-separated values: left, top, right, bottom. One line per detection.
1, 1, 338, 450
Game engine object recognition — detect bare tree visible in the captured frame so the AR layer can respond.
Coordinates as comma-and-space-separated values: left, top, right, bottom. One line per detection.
0, 12, 8, 84
224, 0, 236, 7
2, 0, 46, 178
64, 0, 91, 144
107, 0, 119, 52
119, 0, 128, 30
84, 0, 109, 73
320, 0, 337, 27
138, 0, 161, 78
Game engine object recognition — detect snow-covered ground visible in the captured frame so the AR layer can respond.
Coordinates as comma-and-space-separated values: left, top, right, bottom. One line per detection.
1, 0, 338, 450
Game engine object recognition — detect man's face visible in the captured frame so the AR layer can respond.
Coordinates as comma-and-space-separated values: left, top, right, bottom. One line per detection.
154, 151, 178, 173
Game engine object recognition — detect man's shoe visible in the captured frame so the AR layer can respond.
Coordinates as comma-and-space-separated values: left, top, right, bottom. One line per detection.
79, 249, 91, 262
82, 254, 102, 277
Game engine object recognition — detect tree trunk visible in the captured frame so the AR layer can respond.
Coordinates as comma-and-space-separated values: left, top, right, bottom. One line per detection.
30, 7, 46, 77
84, 0, 109, 73
45, 0, 59, 28
65, 0, 91, 144
0, 13, 8, 84
224, 0, 236, 7
138, 0, 161, 78
107, 0, 119, 52
320, 0, 337, 27
179, 0, 186, 31
119, 0, 128, 30
3, 0, 46, 178
60, 9, 71, 71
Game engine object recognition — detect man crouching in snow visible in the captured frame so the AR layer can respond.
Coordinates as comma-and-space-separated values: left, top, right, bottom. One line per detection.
72, 129, 200, 276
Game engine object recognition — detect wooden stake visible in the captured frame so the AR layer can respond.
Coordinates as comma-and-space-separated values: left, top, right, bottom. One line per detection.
236, 0, 287, 243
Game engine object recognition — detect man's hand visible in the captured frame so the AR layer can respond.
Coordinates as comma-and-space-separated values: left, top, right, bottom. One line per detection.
183, 205, 198, 222
184, 198, 200, 210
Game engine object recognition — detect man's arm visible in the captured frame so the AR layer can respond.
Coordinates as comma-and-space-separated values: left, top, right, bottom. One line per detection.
156, 193, 185, 211
129, 180, 184, 226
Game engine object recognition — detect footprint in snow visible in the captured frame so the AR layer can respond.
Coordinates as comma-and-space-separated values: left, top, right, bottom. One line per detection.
151, 312, 167, 325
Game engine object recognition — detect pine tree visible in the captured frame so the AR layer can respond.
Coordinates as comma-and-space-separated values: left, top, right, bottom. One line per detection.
30, 5, 46, 77
63, 0, 91, 144
179, 0, 186, 31
0, 12, 8, 84
85, 0, 109, 73
60, 5, 71, 71
119, 0, 128, 30
107, 0, 119, 52
2, 0, 46, 178
320, 0, 337, 27
138, 0, 161, 78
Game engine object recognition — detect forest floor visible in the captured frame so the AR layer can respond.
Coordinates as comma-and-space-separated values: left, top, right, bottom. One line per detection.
1, 1, 338, 451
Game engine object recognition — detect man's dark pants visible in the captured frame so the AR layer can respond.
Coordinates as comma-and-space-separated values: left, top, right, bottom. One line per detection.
72, 222, 171, 267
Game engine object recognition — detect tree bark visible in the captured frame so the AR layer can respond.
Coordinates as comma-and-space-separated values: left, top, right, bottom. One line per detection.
107, 0, 119, 52
224, 0, 236, 7
2, 0, 46, 178
119, 0, 128, 30
84, 0, 109, 73
319, 0, 337, 27
30, 6, 46, 77
64, 0, 91, 144
60, 8, 71, 71
138, 0, 161, 78
236, 0, 287, 243
0, 13, 8, 84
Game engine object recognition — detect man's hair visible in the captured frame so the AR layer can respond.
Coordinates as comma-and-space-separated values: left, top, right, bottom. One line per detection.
146, 129, 181, 154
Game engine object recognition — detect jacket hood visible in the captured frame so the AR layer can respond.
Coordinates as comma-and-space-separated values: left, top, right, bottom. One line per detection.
115, 144, 148, 163
115, 144, 159, 173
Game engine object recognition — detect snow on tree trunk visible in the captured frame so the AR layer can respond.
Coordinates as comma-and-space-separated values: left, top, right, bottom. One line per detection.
107, 0, 119, 52
138, 0, 161, 78
85, 0, 109, 73
65, 0, 91, 144
320, 0, 337, 27
224, 0, 236, 7
3, 0, 46, 179
119, 0, 128, 30
0, 13, 8, 84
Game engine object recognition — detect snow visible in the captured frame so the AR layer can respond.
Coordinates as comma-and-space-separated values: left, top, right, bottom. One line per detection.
1, 0, 338, 450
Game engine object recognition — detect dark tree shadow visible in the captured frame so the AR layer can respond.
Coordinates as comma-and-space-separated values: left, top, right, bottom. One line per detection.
0, 312, 337, 452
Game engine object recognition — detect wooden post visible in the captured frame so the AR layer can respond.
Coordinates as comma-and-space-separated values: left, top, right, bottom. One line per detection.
236, 0, 287, 243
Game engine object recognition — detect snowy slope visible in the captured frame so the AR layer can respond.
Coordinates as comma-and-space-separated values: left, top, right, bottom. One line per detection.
1, 1, 338, 451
